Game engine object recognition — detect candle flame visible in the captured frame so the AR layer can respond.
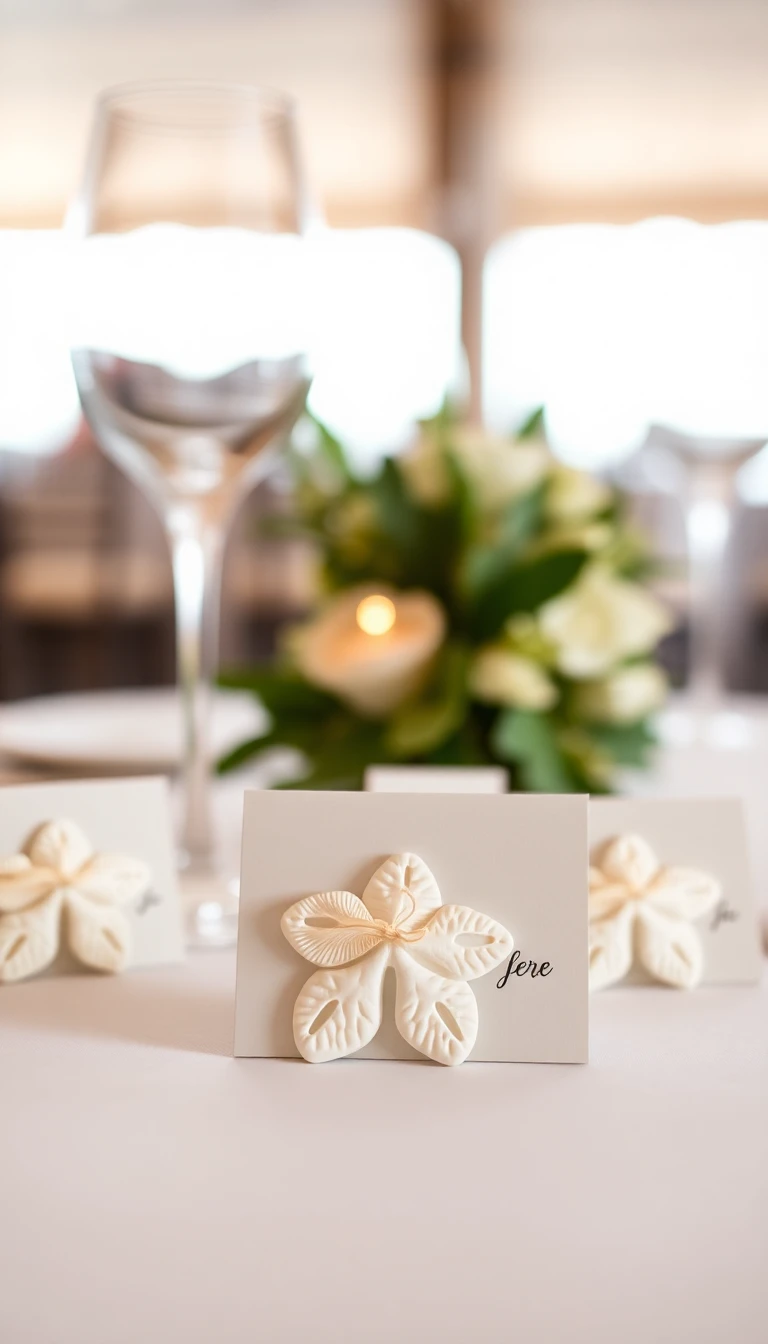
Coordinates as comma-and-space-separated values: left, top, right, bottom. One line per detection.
356, 594, 396, 637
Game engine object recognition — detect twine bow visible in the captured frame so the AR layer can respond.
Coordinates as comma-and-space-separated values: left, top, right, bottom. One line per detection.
337, 885, 431, 944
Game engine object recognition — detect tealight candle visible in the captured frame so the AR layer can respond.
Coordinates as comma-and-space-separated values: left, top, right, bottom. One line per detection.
296, 585, 446, 716
356, 594, 397, 637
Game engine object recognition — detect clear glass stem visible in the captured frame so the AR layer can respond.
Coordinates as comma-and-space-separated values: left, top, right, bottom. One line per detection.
684, 462, 734, 711
166, 500, 223, 874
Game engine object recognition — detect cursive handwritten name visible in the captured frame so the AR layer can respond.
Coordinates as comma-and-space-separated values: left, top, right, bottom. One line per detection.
710, 897, 739, 933
496, 950, 553, 988
136, 891, 162, 916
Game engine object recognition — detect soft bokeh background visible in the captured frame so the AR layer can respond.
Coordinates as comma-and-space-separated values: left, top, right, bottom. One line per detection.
2, 0, 768, 700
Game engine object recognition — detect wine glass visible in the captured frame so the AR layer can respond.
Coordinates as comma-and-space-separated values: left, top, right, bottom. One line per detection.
649, 424, 765, 744
68, 81, 312, 946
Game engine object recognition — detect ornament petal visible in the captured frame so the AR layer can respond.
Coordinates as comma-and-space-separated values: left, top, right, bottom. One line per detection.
593, 834, 658, 892
293, 945, 388, 1062
635, 905, 703, 989
362, 852, 442, 929
75, 853, 152, 907
65, 891, 131, 973
589, 905, 635, 991
393, 950, 478, 1066
645, 867, 721, 922
281, 889, 380, 967
27, 819, 93, 879
588, 868, 630, 921
0, 891, 62, 983
0, 854, 58, 913
409, 904, 513, 981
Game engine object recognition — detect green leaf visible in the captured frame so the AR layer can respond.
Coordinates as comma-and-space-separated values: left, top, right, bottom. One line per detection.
385, 701, 459, 757
311, 414, 353, 482
418, 396, 459, 434
275, 769, 365, 791
360, 455, 467, 602
427, 722, 492, 767
218, 667, 339, 719
276, 717, 388, 790
373, 457, 419, 543
499, 481, 547, 549
462, 483, 546, 600
491, 709, 579, 792
516, 406, 545, 439
587, 720, 657, 767
385, 646, 469, 757
216, 731, 278, 775
443, 449, 476, 546
470, 549, 588, 640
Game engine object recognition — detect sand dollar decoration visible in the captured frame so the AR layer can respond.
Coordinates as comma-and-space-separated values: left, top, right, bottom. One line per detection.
0, 818, 152, 983
588, 833, 721, 991
281, 852, 514, 1066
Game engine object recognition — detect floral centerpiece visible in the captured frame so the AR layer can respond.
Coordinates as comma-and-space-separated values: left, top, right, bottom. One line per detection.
219, 409, 670, 791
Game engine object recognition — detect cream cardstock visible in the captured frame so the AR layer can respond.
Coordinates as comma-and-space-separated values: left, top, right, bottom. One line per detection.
364, 765, 509, 793
589, 797, 762, 986
235, 790, 589, 1064
0, 776, 183, 980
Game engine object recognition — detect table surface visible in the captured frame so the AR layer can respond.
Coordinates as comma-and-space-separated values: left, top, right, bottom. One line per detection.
2, 950, 767, 1344
2, 700, 768, 1343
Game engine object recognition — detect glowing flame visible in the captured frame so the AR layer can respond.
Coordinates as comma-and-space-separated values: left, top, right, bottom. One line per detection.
356, 594, 397, 637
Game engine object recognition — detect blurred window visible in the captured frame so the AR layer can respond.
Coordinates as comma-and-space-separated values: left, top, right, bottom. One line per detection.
483, 219, 768, 468
0, 228, 461, 459
0, 0, 431, 229
500, 0, 768, 226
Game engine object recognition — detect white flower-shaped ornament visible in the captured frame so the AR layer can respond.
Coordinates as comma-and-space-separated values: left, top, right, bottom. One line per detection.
281, 853, 514, 1066
0, 819, 151, 983
589, 834, 721, 991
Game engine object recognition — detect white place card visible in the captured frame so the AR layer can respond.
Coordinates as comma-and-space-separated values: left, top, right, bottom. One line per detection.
365, 765, 509, 793
590, 796, 762, 985
235, 790, 588, 1064
0, 776, 183, 982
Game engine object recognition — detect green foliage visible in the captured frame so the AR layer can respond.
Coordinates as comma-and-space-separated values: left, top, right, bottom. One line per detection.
219, 665, 338, 718
385, 645, 469, 756
468, 549, 589, 641
586, 719, 657, 767
461, 483, 546, 601
218, 406, 662, 794
516, 406, 546, 439
491, 709, 580, 793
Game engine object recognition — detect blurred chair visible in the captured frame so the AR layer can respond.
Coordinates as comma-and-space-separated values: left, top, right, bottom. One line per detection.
0, 429, 317, 699
0, 432, 175, 697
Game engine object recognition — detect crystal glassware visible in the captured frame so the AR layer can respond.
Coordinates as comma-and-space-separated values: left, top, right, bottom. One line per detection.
68, 81, 312, 945
658, 428, 763, 710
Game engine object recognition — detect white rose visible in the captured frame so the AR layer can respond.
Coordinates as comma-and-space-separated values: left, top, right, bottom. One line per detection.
576, 664, 668, 723
540, 521, 614, 554
295, 585, 446, 717
539, 569, 671, 679
453, 427, 550, 510
546, 466, 612, 522
469, 647, 558, 710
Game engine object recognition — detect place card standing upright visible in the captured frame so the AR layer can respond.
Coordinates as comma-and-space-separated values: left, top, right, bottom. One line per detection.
235, 790, 588, 1065
365, 765, 509, 793
589, 796, 762, 989
0, 776, 183, 983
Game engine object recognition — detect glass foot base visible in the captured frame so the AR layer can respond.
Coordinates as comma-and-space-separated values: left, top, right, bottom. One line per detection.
180, 868, 240, 949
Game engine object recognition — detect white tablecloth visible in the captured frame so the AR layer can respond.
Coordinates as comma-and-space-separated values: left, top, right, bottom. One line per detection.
1, 695, 768, 1341
2, 951, 766, 1344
